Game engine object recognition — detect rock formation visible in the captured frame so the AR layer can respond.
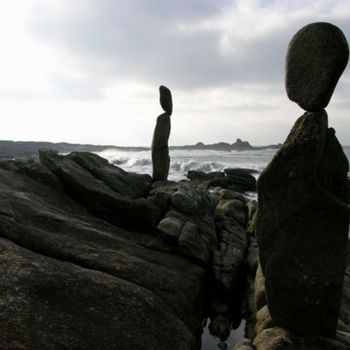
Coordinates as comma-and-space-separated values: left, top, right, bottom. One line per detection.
256, 21, 349, 341
0, 143, 263, 349
187, 168, 257, 193
286, 22, 349, 111
152, 85, 172, 181
0, 152, 207, 350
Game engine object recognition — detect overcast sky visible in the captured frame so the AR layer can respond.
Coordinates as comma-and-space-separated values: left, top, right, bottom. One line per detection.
0, 0, 349, 146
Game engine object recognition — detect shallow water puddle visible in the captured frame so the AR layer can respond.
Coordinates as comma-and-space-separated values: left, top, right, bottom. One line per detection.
201, 321, 245, 350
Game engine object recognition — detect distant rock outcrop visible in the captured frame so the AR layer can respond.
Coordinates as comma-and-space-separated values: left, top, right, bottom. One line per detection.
152, 85, 173, 181
256, 22, 350, 342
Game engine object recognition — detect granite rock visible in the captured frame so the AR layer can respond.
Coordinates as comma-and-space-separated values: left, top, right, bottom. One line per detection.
0, 154, 207, 349
157, 216, 184, 243
256, 110, 349, 337
286, 22, 349, 111
39, 150, 161, 232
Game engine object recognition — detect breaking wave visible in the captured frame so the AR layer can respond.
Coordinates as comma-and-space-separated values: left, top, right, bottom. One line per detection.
96, 148, 277, 181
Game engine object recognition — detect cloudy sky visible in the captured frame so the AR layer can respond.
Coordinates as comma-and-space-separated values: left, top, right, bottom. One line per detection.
0, 0, 350, 146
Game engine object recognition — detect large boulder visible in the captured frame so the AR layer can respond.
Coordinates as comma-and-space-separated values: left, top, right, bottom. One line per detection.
0, 154, 206, 349
39, 150, 161, 232
256, 110, 349, 338
68, 151, 152, 198
286, 22, 349, 111
159, 85, 173, 115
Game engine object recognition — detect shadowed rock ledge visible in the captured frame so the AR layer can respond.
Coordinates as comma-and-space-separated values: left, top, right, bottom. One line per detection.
0, 150, 205, 349
0, 150, 258, 350
0, 149, 349, 350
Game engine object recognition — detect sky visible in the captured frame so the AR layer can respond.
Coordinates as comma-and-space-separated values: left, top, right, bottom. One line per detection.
0, 0, 350, 146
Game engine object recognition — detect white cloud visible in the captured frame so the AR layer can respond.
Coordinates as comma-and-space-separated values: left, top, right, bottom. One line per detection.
0, 0, 349, 145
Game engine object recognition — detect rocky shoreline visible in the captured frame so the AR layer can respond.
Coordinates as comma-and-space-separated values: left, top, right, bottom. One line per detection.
0, 149, 258, 349
0, 149, 348, 349
1, 21, 350, 350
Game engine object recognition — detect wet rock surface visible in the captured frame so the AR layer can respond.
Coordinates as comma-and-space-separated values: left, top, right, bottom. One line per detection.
187, 168, 256, 193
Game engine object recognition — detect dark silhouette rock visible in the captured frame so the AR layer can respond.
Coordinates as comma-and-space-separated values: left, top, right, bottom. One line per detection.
286, 22, 349, 111
187, 169, 256, 193
256, 110, 349, 338
68, 151, 152, 199
152, 112, 171, 181
39, 150, 161, 231
187, 170, 225, 181
159, 85, 173, 115
0, 154, 207, 350
209, 172, 256, 192
232, 138, 254, 150
224, 168, 258, 176
0, 151, 258, 348
152, 85, 173, 181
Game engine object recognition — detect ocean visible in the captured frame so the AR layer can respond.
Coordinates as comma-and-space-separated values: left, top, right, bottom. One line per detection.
97, 146, 350, 181
97, 148, 278, 181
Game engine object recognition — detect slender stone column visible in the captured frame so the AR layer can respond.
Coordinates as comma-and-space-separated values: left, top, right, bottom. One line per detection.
152, 86, 172, 181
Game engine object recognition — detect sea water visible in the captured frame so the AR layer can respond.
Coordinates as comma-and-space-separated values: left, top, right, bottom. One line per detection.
97, 148, 278, 181
98, 146, 350, 180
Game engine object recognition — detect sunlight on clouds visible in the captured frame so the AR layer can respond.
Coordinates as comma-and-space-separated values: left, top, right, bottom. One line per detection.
0, 1, 67, 98
0, 0, 349, 145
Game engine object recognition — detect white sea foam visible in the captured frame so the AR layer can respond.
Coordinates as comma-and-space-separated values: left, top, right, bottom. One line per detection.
97, 148, 278, 181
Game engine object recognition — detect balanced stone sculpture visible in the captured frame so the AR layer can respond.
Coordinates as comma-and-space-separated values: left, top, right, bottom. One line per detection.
152, 86, 172, 181
256, 22, 349, 338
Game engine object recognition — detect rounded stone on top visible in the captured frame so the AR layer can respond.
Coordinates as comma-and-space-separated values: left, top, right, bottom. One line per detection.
159, 85, 173, 115
285, 22, 349, 112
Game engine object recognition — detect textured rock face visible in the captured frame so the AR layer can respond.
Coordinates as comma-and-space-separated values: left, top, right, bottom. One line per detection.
286, 22, 349, 111
0, 153, 206, 350
156, 183, 217, 265
256, 110, 349, 338
159, 85, 173, 115
39, 150, 161, 231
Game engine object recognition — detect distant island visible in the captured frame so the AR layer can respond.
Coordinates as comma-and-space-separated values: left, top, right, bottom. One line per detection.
0, 138, 282, 160
170, 138, 282, 151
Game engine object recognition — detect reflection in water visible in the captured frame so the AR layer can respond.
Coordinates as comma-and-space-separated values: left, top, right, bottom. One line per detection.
201, 321, 246, 350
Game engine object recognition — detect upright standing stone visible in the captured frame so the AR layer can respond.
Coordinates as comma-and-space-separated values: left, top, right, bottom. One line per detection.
256, 22, 349, 339
152, 86, 173, 181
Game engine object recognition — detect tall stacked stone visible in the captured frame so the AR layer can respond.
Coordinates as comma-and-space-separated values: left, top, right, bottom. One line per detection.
152, 86, 172, 181
256, 22, 349, 339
